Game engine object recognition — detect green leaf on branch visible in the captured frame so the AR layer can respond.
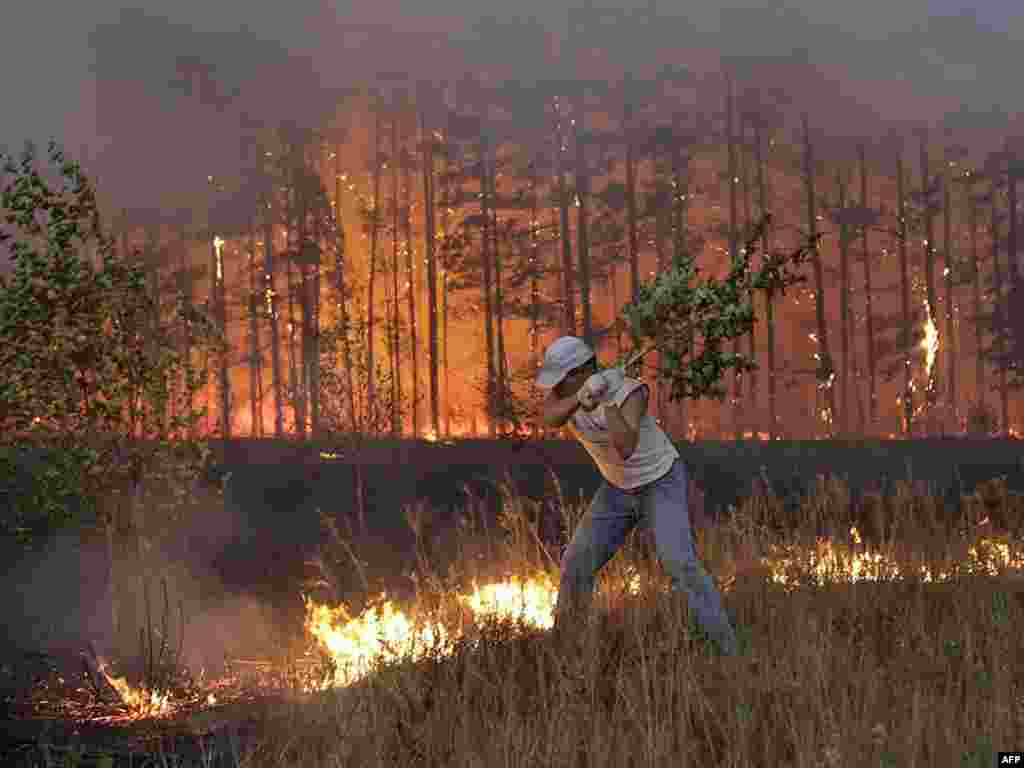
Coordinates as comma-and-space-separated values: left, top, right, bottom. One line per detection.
618, 213, 816, 403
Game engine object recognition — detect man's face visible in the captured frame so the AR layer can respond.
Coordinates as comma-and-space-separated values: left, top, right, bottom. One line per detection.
555, 356, 598, 399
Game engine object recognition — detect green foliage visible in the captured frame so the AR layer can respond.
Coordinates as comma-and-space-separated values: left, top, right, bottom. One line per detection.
616, 214, 817, 402
0, 141, 215, 543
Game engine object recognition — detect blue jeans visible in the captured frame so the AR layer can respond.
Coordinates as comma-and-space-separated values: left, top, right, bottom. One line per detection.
555, 459, 738, 656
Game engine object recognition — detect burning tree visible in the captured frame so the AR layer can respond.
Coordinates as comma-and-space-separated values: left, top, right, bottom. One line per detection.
0, 142, 217, 660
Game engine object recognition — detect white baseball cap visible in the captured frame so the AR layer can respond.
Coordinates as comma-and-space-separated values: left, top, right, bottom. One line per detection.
535, 336, 595, 389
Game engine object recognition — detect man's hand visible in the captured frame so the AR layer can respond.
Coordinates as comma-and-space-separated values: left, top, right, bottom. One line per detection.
577, 373, 607, 411
578, 368, 627, 411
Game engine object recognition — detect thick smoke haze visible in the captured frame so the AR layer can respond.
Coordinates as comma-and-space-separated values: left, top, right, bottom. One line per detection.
3, 0, 1022, 217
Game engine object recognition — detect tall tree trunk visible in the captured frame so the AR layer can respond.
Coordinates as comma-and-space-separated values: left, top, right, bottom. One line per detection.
801, 113, 836, 436
969, 179, 984, 417
441, 131, 452, 437
421, 113, 440, 438
897, 152, 914, 436
308, 201, 322, 441
286, 186, 304, 438
248, 224, 263, 437
573, 104, 594, 347
556, 100, 576, 336
943, 155, 957, 431
991, 181, 1010, 433
390, 117, 403, 436
403, 145, 420, 436
179, 228, 198, 439
367, 111, 381, 425
212, 234, 230, 439
920, 132, 939, 414
625, 90, 640, 306
752, 117, 777, 440
1009, 153, 1019, 283
479, 132, 496, 437
739, 117, 757, 436
490, 146, 508, 434
670, 137, 690, 438
726, 74, 742, 439
333, 145, 356, 433
837, 169, 851, 437
858, 144, 878, 430
264, 183, 285, 438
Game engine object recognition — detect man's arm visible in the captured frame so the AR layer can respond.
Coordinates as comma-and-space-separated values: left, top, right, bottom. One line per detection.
605, 387, 646, 460
540, 389, 582, 428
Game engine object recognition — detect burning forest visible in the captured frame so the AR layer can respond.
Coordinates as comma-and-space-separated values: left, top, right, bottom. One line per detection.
5, 3, 1024, 766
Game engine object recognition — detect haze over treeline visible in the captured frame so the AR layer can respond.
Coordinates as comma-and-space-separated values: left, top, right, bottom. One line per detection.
3, 2, 1024, 440
4, 1, 1022, 212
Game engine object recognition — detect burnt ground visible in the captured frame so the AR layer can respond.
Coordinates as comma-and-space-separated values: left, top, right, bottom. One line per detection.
0, 641, 331, 767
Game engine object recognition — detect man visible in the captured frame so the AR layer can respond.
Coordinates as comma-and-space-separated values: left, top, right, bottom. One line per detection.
536, 335, 738, 656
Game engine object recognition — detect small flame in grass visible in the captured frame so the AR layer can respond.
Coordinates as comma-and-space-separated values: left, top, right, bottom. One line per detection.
96, 660, 171, 718
762, 527, 1024, 589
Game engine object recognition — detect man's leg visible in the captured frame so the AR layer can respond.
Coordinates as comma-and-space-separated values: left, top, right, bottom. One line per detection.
641, 460, 739, 656
554, 481, 637, 629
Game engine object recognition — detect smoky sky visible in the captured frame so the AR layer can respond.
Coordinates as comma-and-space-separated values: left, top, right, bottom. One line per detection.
2, 0, 1022, 217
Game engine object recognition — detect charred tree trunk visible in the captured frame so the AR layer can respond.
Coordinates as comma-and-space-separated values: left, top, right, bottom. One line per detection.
943, 157, 957, 431
991, 181, 1010, 433
897, 152, 914, 436
968, 179, 984, 416
670, 134, 691, 437
308, 201, 322, 441
858, 144, 878, 429
739, 117, 757, 436
752, 117, 777, 440
573, 104, 594, 347
263, 184, 285, 438
367, 112, 382, 423
247, 224, 263, 437
479, 132, 496, 437
211, 234, 230, 438
802, 114, 836, 436
726, 74, 742, 440
390, 117, 403, 436
402, 144, 420, 436
441, 131, 453, 437
837, 169, 851, 437
625, 92, 640, 307
285, 184, 304, 439
556, 101, 576, 336
490, 146, 508, 434
333, 145, 356, 433
421, 113, 440, 438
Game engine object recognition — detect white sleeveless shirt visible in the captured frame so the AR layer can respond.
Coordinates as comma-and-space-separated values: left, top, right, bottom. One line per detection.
567, 376, 680, 490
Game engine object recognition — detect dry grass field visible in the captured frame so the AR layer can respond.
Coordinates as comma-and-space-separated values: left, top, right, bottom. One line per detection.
9, 472, 1024, 767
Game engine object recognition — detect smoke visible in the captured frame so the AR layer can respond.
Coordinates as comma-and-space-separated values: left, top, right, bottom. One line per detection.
0, 477, 283, 676
4, 0, 1022, 222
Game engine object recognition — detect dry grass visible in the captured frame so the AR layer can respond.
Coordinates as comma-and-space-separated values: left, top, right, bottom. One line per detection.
28, 472, 1024, 767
